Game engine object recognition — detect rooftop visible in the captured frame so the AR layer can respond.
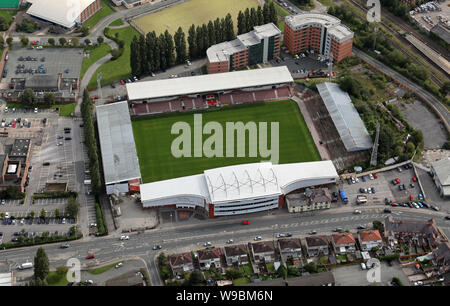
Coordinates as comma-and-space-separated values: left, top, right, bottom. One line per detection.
197, 248, 222, 260
384, 217, 441, 238
126, 66, 293, 101
24, 75, 59, 89
286, 188, 331, 207
224, 244, 248, 257
278, 238, 302, 250
252, 241, 275, 254
10, 139, 30, 158
332, 233, 355, 245
169, 252, 193, 267
27, 0, 96, 28
431, 158, 450, 186
317, 82, 373, 152
95, 102, 141, 186
359, 230, 382, 242
285, 13, 353, 40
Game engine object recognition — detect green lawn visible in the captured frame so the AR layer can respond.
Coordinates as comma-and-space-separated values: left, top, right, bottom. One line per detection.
233, 277, 251, 285
317, 0, 333, 6
266, 262, 275, 273
80, 43, 112, 80
109, 18, 124, 26
239, 263, 254, 275
133, 0, 259, 35
87, 26, 140, 88
88, 261, 122, 275
52, 103, 77, 117
132, 100, 321, 183
0, 9, 18, 26
336, 254, 348, 262
83, 0, 115, 30
46, 271, 69, 286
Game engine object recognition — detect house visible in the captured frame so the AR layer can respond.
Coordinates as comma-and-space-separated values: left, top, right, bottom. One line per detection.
168, 252, 194, 275
384, 217, 446, 249
251, 241, 276, 264
278, 238, 303, 263
358, 230, 383, 251
196, 248, 222, 270
432, 241, 450, 275
305, 236, 329, 257
332, 233, 356, 254
430, 158, 450, 198
285, 188, 331, 213
224, 244, 249, 267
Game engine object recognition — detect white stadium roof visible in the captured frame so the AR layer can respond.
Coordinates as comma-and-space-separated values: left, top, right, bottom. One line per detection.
126, 66, 293, 101
140, 161, 338, 205
27, 0, 96, 28
316, 82, 373, 152
96, 101, 141, 186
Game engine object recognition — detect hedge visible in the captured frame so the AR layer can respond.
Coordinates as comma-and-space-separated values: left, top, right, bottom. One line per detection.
140, 268, 151, 286
0, 233, 82, 250
32, 191, 78, 200
95, 202, 107, 236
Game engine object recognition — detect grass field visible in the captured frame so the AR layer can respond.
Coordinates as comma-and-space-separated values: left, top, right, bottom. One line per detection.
87, 26, 140, 88
80, 43, 112, 80
109, 18, 124, 27
7, 102, 76, 117
46, 271, 69, 286
88, 262, 122, 275
132, 100, 321, 183
133, 0, 259, 35
83, 0, 115, 30
0, 9, 18, 26
0, 0, 19, 9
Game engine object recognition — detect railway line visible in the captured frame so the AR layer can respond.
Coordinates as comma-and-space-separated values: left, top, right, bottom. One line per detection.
346, 0, 447, 87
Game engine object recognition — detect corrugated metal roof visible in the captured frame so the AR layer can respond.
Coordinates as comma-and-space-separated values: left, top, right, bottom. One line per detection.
316, 82, 373, 152
126, 66, 293, 100
96, 101, 141, 185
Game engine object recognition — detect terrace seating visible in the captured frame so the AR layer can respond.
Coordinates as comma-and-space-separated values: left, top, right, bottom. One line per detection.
232, 91, 254, 103
276, 87, 291, 99
219, 93, 233, 105
183, 99, 193, 110
193, 98, 204, 109
254, 89, 277, 101
132, 103, 148, 116
171, 99, 183, 111
149, 101, 170, 114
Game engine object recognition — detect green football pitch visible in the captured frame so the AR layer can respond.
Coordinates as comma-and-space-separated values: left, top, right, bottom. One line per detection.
132, 100, 321, 183
133, 0, 260, 35
0, 0, 20, 9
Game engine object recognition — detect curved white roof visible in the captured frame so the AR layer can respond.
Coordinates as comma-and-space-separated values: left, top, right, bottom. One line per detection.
126, 66, 293, 101
27, 0, 96, 28
140, 161, 338, 205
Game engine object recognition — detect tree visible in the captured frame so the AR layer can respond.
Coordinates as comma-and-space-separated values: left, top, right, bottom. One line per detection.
26, 277, 48, 286
55, 209, 60, 219
164, 30, 175, 67
411, 129, 424, 149
59, 37, 67, 46
195, 25, 204, 58
237, 11, 246, 35
225, 269, 243, 279
43, 93, 56, 105
250, 7, 257, 30
66, 197, 79, 219
189, 270, 203, 285
138, 34, 147, 75
263, 2, 270, 24
214, 18, 222, 43
201, 24, 209, 55
224, 13, 235, 41
304, 262, 318, 274
0, 16, 8, 31
158, 33, 168, 70
20, 35, 29, 47
84, 38, 91, 46
34, 247, 49, 281
188, 24, 197, 59
30, 211, 35, 218
256, 6, 264, 26
439, 81, 450, 97
72, 37, 79, 46
146, 31, 158, 72
6, 36, 13, 49
97, 36, 104, 44
40, 209, 46, 218
80, 26, 89, 37
207, 20, 216, 47
373, 220, 384, 232
277, 264, 287, 279
130, 36, 140, 76
22, 88, 37, 107
244, 8, 251, 33
47, 38, 55, 46
174, 27, 187, 64
268, 2, 278, 25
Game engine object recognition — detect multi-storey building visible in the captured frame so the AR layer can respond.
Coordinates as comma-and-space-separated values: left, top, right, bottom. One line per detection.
284, 13, 354, 62
206, 23, 281, 74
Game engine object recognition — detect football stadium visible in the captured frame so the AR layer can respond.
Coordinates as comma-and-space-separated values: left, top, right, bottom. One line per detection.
97, 66, 337, 217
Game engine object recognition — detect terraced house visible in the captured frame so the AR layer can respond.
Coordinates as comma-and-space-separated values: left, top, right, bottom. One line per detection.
206, 23, 281, 74
196, 248, 222, 270
168, 252, 194, 275
224, 244, 249, 267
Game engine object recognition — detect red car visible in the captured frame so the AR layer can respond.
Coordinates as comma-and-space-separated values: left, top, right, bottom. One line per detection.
412, 177, 417, 182
410, 195, 414, 201
373, 173, 378, 179
120, 80, 125, 85
395, 178, 400, 184
391, 203, 398, 206
86, 254, 95, 259
242, 220, 250, 225
12, 122, 16, 128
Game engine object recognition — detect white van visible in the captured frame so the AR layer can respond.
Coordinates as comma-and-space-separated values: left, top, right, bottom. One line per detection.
19, 262, 33, 270
361, 263, 366, 270
84, 180, 91, 185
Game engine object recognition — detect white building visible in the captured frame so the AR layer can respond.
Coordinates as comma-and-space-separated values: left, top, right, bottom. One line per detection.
140, 161, 338, 218
430, 158, 450, 199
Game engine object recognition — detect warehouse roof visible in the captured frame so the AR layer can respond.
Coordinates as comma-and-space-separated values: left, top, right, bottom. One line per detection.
431, 158, 450, 186
27, 0, 96, 28
96, 101, 141, 185
126, 66, 293, 100
317, 82, 373, 152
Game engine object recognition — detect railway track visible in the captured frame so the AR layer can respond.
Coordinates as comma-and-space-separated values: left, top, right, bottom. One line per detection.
346, 0, 447, 87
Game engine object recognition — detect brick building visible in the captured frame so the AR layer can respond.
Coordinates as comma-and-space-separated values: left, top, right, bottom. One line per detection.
206, 23, 281, 74
0, 138, 31, 193
284, 13, 353, 62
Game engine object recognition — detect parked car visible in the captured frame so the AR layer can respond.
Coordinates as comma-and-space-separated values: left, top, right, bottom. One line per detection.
412, 176, 417, 182
333, 228, 343, 232
86, 254, 95, 259
254, 236, 262, 241
369, 174, 374, 180
242, 220, 250, 225
354, 210, 362, 214
357, 225, 367, 230
361, 176, 366, 182
371, 187, 376, 193
60, 244, 70, 249
226, 239, 233, 244
308, 230, 317, 235
120, 235, 129, 240
204, 241, 212, 246
445, 216, 450, 220
115, 263, 123, 268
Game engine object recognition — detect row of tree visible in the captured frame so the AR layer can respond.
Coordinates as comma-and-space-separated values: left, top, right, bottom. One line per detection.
237, 3, 278, 35
21, 89, 56, 107
130, 2, 279, 76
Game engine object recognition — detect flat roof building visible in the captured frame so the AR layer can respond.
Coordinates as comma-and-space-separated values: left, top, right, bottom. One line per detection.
206, 23, 281, 74
284, 13, 354, 62
430, 158, 450, 198
317, 82, 373, 152
96, 101, 141, 194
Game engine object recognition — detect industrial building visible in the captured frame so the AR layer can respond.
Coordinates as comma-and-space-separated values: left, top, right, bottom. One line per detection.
206, 23, 282, 74
96, 101, 142, 195
139, 160, 338, 218
0, 138, 31, 193
430, 157, 450, 199
316, 82, 373, 152
284, 13, 353, 62
26, 0, 101, 29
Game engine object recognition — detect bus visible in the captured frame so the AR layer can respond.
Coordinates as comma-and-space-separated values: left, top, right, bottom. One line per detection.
339, 189, 348, 204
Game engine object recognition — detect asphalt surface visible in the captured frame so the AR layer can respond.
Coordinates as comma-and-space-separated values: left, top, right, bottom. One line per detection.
2, 206, 449, 285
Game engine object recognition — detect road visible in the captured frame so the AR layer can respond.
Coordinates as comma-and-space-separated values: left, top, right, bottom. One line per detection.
2, 205, 449, 285
353, 48, 450, 133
